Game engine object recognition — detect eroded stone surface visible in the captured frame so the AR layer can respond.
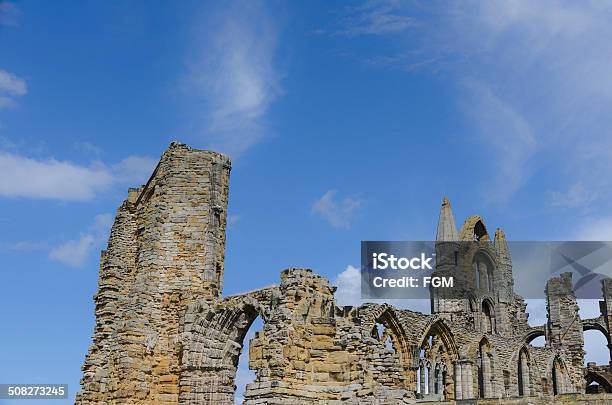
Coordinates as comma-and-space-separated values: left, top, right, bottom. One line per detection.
76, 143, 612, 404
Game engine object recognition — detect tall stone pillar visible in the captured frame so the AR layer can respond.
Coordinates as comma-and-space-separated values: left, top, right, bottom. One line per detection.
454, 363, 463, 400
428, 364, 435, 394
419, 364, 426, 395
461, 362, 471, 399
466, 363, 474, 399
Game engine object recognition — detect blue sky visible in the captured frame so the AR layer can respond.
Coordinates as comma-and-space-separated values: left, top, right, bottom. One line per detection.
2, 1, 612, 403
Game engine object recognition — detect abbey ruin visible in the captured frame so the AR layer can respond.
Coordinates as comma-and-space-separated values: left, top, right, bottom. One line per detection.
77, 143, 612, 404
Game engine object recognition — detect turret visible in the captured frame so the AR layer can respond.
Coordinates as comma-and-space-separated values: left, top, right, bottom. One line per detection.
436, 196, 458, 242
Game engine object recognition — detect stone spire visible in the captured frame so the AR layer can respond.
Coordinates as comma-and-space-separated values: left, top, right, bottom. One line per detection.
494, 228, 511, 265
436, 196, 458, 241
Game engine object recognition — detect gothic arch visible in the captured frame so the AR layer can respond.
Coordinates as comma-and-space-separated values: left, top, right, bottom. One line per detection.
582, 320, 610, 344
550, 355, 571, 395
481, 298, 496, 334
418, 318, 459, 361
417, 319, 459, 400
478, 337, 497, 399
524, 327, 546, 346
179, 289, 277, 403
460, 216, 491, 241
585, 369, 612, 394
582, 319, 612, 365
516, 346, 533, 397
372, 306, 412, 372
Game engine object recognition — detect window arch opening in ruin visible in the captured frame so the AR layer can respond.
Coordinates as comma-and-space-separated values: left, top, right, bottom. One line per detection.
551, 356, 569, 395
518, 348, 531, 396
482, 300, 496, 334
474, 220, 488, 241
372, 309, 410, 360
478, 339, 495, 399
374, 321, 397, 353
583, 328, 610, 367
417, 320, 459, 400
585, 370, 612, 394
234, 316, 263, 403
473, 253, 494, 292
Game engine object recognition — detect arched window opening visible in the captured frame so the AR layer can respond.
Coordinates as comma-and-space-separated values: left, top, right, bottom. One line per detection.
235, 316, 263, 403
482, 300, 495, 334
585, 370, 612, 394
478, 340, 495, 398
373, 321, 397, 354
474, 220, 488, 241
552, 357, 566, 395
478, 261, 488, 290
583, 329, 610, 366
473, 253, 494, 292
518, 348, 531, 397
586, 381, 604, 394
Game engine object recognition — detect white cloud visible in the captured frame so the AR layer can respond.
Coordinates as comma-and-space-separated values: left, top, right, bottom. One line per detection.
111, 155, 157, 185
0, 150, 155, 201
187, 0, 283, 157
334, 265, 362, 306
49, 234, 96, 268
0, 69, 26, 109
312, 189, 361, 229
49, 213, 113, 268
338, 0, 414, 36
0, 70, 26, 96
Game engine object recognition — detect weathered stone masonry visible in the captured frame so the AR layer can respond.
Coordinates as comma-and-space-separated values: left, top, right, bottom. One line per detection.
77, 143, 612, 404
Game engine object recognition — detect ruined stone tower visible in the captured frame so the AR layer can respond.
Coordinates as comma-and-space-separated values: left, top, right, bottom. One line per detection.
77, 143, 612, 404
77, 143, 231, 403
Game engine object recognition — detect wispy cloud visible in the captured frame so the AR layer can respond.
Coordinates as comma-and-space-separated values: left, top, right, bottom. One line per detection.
461, 79, 536, 202
312, 189, 362, 229
0, 69, 26, 109
0, 1, 20, 27
337, 1, 612, 205
49, 213, 113, 268
549, 182, 595, 209
187, 0, 283, 157
0, 150, 156, 201
337, 0, 414, 36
